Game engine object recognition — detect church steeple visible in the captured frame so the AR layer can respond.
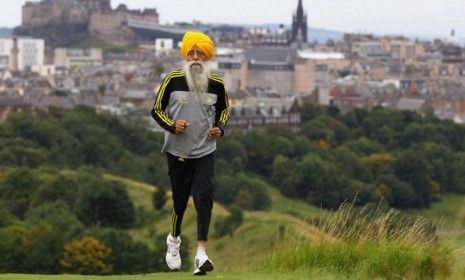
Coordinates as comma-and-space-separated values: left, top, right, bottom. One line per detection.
291, 0, 308, 44
297, 0, 304, 18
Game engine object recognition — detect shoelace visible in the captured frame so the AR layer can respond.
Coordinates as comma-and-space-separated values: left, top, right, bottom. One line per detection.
168, 239, 180, 257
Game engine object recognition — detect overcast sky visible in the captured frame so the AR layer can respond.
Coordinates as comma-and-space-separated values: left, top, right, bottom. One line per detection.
2, 0, 463, 39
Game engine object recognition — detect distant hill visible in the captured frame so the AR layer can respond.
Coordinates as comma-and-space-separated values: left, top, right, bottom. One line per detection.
261, 24, 343, 43
0, 27, 12, 38
308, 27, 344, 43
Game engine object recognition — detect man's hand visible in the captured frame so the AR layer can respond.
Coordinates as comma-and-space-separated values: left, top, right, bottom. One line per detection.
175, 119, 190, 134
208, 127, 222, 139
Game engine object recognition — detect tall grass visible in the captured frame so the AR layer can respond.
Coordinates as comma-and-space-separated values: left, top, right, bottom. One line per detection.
262, 203, 453, 279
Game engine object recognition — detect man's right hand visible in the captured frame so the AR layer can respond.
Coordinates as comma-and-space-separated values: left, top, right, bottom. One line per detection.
175, 119, 190, 134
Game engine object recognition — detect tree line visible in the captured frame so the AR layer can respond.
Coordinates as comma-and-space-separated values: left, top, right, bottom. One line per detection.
2, 104, 465, 211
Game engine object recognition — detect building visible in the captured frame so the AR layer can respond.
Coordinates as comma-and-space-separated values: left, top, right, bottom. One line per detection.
291, 0, 308, 44
385, 39, 424, 59
155, 39, 175, 57
352, 41, 391, 59
245, 47, 296, 95
0, 97, 32, 122
19, 0, 159, 45
294, 50, 349, 96
228, 97, 301, 131
54, 48, 103, 68
89, 4, 159, 44
0, 37, 44, 71
21, 0, 111, 26
442, 30, 463, 64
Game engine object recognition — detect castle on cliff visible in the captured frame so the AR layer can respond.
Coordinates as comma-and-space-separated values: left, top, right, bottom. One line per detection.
19, 0, 159, 45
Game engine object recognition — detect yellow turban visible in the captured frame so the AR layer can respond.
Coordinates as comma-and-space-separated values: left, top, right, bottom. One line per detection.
180, 31, 215, 60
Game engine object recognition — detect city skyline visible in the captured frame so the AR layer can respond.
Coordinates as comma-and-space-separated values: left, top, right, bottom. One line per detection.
1, 0, 464, 41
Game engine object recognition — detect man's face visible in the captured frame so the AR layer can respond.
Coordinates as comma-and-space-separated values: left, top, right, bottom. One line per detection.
186, 46, 207, 61
186, 46, 207, 74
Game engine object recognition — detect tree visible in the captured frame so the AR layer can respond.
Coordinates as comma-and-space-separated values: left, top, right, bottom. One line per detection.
76, 178, 135, 228
21, 222, 65, 273
0, 206, 18, 228
448, 152, 465, 193
216, 138, 248, 175
152, 188, 167, 210
399, 123, 426, 148
375, 174, 416, 208
301, 119, 336, 144
242, 131, 274, 175
0, 168, 39, 218
32, 175, 80, 209
214, 207, 244, 238
60, 236, 113, 275
0, 138, 47, 167
25, 201, 82, 233
394, 150, 432, 208
83, 228, 160, 274
0, 225, 29, 272
308, 167, 354, 209
300, 102, 326, 122
341, 108, 368, 129
346, 137, 385, 156
215, 174, 271, 210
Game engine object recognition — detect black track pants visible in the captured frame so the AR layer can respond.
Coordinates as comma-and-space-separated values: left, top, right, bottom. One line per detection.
166, 152, 215, 241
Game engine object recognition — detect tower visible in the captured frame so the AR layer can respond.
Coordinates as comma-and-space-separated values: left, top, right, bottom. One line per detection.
291, 0, 308, 44
9, 37, 19, 72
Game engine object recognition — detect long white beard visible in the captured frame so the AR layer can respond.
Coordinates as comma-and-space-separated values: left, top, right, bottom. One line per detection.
183, 60, 210, 94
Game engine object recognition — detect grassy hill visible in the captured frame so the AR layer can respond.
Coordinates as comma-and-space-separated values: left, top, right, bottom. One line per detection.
2, 169, 465, 279
103, 173, 331, 273
101, 174, 463, 278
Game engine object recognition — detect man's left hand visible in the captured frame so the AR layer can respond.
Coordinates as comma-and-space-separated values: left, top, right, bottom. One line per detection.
207, 127, 222, 139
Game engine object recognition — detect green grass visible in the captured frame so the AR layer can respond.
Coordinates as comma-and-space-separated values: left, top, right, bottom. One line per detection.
0, 271, 386, 280
262, 204, 453, 279
405, 194, 465, 256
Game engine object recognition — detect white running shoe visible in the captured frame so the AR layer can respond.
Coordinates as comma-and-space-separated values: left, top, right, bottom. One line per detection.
165, 233, 181, 270
193, 250, 213, 275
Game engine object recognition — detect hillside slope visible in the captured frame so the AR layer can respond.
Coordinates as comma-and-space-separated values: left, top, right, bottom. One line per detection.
104, 173, 331, 272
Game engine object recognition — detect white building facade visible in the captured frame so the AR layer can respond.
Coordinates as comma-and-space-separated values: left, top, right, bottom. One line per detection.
0, 38, 45, 71
54, 48, 103, 68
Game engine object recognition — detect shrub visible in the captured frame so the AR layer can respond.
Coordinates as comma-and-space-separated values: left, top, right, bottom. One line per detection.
214, 207, 244, 238
60, 236, 113, 275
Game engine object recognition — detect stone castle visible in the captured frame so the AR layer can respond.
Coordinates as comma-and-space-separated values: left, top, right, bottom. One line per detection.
19, 0, 159, 45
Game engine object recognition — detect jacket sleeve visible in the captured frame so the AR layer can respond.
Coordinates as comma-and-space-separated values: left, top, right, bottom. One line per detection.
151, 73, 176, 133
211, 75, 229, 135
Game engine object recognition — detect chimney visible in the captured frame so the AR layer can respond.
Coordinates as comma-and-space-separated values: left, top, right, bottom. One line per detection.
9, 37, 19, 72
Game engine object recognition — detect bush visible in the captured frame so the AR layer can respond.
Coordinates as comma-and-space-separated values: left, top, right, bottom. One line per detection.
60, 236, 113, 275
0, 167, 39, 218
152, 188, 167, 210
214, 207, 244, 238
216, 173, 271, 210
75, 177, 135, 228
82, 228, 161, 274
